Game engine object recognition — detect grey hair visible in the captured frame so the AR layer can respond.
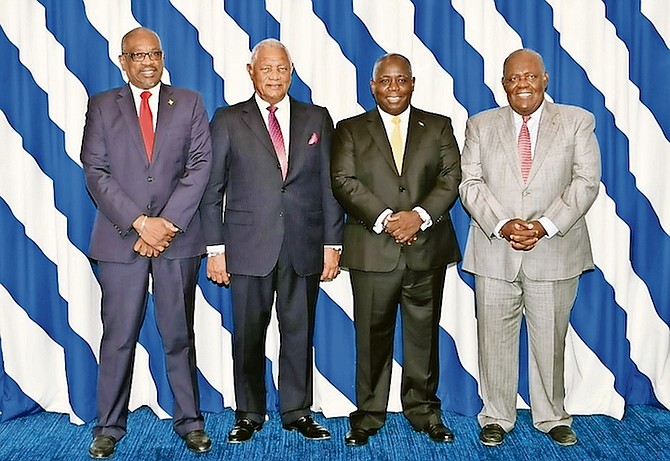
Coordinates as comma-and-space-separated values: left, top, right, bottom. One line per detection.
249, 38, 294, 70
502, 48, 546, 75
371, 53, 412, 80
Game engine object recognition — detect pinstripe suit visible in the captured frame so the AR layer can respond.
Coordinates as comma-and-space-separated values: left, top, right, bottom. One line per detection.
459, 101, 601, 432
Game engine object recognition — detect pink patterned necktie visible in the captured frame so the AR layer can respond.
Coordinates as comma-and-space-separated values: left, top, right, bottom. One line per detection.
139, 91, 154, 162
267, 105, 288, 179
518, 114, 532, 182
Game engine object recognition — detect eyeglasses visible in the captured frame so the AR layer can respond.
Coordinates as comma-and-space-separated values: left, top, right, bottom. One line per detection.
122, 51, 164, 63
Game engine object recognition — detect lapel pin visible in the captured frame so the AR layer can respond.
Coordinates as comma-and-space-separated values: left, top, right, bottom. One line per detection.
168, 99, 175, 106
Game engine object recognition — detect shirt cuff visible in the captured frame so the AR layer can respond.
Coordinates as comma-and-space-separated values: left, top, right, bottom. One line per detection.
538, 216, 559, 238
206, 244, 225, 256
373, 209, 394, 234
325, 245, 342, 252
413, 206, 432, 231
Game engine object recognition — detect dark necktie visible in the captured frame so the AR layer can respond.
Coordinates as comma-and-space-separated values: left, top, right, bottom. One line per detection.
267, 105, 288, 179
518, 115, 532, 182
139, 91, 154, 162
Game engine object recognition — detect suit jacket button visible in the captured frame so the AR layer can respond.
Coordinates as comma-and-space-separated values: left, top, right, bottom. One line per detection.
147, 176, 153, 182
279, 212, 284, 217
146, 204, 152, 210
399, 186, 405, 192
281, 187, 286, 192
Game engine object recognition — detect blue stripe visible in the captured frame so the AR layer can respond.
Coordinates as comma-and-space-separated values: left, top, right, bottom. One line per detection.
130, 1, 225, 119
413, 0, 498, 116
0, 199, 97, 421
0, 26, 95, 254
312, 0, 382, 110
602, 0, 670, 139
37, 0, 125, 95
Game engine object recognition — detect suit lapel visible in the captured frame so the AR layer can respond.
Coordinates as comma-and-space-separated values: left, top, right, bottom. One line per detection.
529, 102, 560, 184
116, 85, 148, 165
495, 106, 525, 186
403, 107, 426, 174
287, 98, 308, 181
367, 109, 398, 174
152, 85, 176, 162
240, 97, 278, 164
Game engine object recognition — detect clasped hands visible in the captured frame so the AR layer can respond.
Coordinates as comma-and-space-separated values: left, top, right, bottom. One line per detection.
499, 218, 546, 251
384, 210, 422, 245
132, 215, 178, 257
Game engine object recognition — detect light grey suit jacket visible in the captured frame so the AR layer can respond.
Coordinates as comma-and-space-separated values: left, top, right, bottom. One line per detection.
459, 101, 601, 282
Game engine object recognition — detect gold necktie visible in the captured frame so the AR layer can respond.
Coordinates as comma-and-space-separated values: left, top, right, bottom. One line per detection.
390, 116, 403, 173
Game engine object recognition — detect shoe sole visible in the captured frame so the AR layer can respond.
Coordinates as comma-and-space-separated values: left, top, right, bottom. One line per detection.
480, 438, 503, 447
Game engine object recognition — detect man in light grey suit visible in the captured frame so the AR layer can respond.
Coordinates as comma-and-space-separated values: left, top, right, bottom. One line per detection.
81, 28, 212, 458
459, 49, 600, 447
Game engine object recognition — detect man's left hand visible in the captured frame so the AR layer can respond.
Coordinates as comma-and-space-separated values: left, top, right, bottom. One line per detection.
385, 210, 421, 245
320, 248, 341, 282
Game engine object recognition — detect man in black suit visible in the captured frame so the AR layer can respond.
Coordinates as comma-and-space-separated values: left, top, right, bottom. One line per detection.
81, 27, 212, 458
331, 53, 461, 446
201, 38, 344, 443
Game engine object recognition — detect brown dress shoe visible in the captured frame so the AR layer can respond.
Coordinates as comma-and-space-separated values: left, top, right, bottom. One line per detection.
88, 435, 116, 459
182, 429, 212, 453
282, 415, 331, 440
548, 425, 577, 446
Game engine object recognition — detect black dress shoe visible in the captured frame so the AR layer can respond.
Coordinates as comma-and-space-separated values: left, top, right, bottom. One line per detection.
421, 423, 454, 442
479, 424, 506, 447
88, 435, 116, 459
282, 415, 331, 440
228, 418, 262, 443
548, 425, 577, 446
182, 429, 212, 453
344, 428, 378, 446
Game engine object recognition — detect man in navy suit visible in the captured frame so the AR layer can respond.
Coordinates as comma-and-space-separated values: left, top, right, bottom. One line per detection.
201, 38, 343, 444
81, 27, 212, 458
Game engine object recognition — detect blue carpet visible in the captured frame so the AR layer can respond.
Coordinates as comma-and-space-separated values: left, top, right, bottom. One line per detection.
0, 406, 667, 460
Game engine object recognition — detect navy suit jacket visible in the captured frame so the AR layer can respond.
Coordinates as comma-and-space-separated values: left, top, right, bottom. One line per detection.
81, 84, 212, 262
201, 96, 343, 277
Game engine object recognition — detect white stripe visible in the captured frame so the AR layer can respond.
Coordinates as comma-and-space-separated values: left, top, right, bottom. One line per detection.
586, 185, 670, 407
170, 0, 253, 105
266, 0, 364, 123
451, 0, 522, 107
352, 0, 469, 177
641, 0, 670, 48
194, 287, 236, 408
82, 0, 171, 84
564, 326, 625, 419
0, 0, 88, 166
548, 0, 670, 234
127, 345, 171, 419
312, 357, 356, 417
0, 111, 103, 359
0, 285, 84, 425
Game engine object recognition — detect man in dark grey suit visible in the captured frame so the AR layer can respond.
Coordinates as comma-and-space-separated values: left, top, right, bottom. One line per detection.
331, 53, 461, 446
81, 28, 212, 458
459, 49, 601, 447
200, 38, 343, 444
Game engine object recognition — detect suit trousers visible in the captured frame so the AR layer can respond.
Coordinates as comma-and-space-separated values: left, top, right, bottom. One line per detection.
475, 271, 578, 433
349, 254, 447, 431
94, 256, 204, 440
229, 242, 320, 425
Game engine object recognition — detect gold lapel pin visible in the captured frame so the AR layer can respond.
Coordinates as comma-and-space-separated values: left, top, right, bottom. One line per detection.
168, 99, 175, 106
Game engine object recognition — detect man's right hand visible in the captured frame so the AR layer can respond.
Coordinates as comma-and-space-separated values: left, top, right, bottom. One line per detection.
133, 215, 177, 252
207, 253, 230, 286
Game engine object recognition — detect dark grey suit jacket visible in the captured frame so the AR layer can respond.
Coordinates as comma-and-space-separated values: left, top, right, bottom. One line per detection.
331, 106, 461, 272
201, 96, 343, 277
81, 84, 212, 263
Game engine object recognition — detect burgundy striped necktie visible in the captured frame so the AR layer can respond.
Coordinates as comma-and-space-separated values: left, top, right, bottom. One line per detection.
267, 105, 288, 179
518, 114, 531, 182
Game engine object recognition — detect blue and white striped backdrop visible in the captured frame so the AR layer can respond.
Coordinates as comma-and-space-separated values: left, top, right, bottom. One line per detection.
1, 0, 669, 426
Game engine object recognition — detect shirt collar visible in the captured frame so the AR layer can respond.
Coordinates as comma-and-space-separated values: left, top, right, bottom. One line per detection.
255, 93, 290, 113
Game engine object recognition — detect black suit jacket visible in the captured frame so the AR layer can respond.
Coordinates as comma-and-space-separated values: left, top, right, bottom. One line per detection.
331, 106, 461, 272
201, 96, 343, 277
